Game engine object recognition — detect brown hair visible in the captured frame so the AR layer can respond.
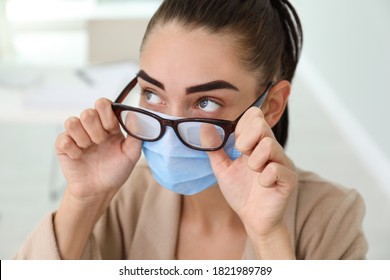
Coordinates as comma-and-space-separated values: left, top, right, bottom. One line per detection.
141, 0, 303, 148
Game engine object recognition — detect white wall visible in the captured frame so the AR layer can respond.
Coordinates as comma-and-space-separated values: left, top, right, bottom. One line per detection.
289, 0, 390, 259
0, 0, 12, 60
292, 0, 390, 161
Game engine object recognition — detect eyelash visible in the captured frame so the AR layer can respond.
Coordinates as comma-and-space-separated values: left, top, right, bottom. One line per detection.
140, 87, 224, 112
196, 97, 223, 109
140, 88, 163, 101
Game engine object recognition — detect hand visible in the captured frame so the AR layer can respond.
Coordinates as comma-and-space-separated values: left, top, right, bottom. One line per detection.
207, 107, 297, 240
56, 98, 142, 202
54, 98, 142, 259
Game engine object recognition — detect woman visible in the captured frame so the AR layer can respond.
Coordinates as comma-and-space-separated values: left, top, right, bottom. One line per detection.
16, 0, 367, 259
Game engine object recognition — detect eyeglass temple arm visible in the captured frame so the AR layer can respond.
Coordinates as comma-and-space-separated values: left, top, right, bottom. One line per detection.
114, 77, 138, 103
252, 82, 274, 109
232, 82, 275, 124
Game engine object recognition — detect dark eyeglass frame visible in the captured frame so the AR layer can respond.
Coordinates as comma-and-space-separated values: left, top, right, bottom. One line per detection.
112, 77, 274, 151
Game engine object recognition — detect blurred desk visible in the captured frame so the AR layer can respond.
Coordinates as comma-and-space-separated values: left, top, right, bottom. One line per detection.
0, 70, 83, 124
0, 62, 138, 124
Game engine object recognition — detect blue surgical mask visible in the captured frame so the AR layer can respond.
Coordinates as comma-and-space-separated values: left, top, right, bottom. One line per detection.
141, 113, 241, 195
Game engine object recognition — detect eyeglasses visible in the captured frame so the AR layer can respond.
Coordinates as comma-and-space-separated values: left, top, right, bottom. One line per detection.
111, 77, 273, 151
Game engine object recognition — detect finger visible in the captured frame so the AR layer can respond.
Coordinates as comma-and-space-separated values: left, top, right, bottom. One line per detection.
235, 107, 266, 138
247, 136, 292, 172
235, 114, 274, 155
95, 98, 121, 134
55, 133, 83, 160
64, 116, 92, 149
80, 108, 109, 144
200, 123, 233, 175
258, 162, 297, 194
200, 122, 225, 149
207, 148, 233, 176
122, 134, 143, 165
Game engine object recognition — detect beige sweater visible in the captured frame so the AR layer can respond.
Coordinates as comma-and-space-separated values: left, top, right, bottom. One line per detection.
15, 160, 368, 259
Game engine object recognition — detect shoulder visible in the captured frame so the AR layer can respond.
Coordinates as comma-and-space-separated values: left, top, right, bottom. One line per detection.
296, 169, 364, 211
293, 169, 367, 259
295, 168, 366, 226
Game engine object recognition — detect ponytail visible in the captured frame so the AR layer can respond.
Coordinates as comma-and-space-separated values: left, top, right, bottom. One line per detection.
269, 0, 303, 82
269, 0, 303, 148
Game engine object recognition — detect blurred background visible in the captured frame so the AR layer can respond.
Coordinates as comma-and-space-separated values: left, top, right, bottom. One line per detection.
0, 0, 389, 259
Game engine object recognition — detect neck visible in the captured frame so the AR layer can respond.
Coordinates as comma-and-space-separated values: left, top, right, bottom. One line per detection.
181, 184, 242, 230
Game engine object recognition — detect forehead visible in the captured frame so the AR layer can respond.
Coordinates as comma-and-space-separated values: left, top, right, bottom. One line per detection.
139, 22, 254, 88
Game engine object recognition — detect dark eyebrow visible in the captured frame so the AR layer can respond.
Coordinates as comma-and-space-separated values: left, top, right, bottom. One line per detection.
186, 80, 239, 94
137, 70, 165, 90
136, 70, 238, 94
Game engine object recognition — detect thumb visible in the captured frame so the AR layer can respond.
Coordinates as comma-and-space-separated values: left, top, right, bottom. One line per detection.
199, 123, 233, 176
122, 134, 142, 165
207, 148, 233, 178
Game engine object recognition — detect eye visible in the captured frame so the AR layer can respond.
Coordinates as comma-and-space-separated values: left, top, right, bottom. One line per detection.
143, 90, 162, 105
197, 98, 221, 112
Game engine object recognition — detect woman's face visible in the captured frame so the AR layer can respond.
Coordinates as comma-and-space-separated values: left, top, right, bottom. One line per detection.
139, 22, 260, 121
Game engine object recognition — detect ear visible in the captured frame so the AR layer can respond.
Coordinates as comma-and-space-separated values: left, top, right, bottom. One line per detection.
262, 80, 291, 128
